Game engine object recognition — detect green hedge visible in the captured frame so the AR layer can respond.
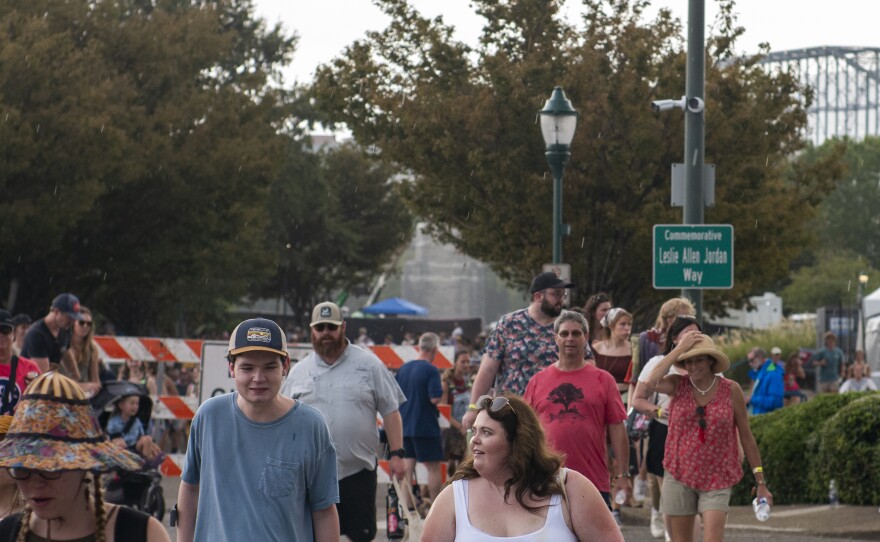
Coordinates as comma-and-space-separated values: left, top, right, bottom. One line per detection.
730, 392, 879, 505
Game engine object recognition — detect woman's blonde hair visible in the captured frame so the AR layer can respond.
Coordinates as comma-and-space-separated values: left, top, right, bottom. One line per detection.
654, 297, 696, 332
70, 306, 100, 383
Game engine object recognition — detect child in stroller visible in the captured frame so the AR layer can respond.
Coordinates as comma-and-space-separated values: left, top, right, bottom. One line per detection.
91, 380, 166, 521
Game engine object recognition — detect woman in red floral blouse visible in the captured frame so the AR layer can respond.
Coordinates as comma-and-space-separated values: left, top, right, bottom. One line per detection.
644, 323, 771, 542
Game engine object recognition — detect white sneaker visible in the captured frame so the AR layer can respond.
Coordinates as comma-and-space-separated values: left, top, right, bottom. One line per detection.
650, 508, 665, 539
634, 478, 648, 502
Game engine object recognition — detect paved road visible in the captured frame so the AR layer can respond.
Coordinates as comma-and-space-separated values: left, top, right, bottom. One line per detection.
158, 476, 880, 541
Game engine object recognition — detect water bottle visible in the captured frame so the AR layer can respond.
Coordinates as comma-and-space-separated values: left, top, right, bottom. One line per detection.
752, 497, 771, 521
386, 485, 404, 539
614, 490, 627, 505
829, 479, 840, 507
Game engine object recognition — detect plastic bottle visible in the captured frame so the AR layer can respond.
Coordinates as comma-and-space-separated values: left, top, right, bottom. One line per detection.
386, 485, 404, 539
614, 490, 627, 505
752, 497, 771, 521
829, 479, 840, 507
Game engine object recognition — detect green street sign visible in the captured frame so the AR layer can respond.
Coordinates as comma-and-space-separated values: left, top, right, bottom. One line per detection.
653, 225, 734, 289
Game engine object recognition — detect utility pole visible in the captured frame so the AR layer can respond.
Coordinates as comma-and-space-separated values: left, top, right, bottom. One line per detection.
683, 0, 706, 321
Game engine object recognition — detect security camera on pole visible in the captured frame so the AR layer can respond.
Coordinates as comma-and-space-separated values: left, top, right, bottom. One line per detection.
649, 0, 733, 322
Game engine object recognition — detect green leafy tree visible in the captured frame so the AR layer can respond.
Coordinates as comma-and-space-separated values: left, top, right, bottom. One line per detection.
809, 137, 880, 269
259, 141, 414, 327
309, 0, 844, 323
0, 0, 296, 333
781, 251, 876, 313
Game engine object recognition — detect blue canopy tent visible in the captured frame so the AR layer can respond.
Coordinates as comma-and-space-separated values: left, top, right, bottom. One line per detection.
361, 297, 428, 316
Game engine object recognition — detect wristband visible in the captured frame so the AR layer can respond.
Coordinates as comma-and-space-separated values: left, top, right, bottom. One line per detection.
467, 403, 478, 411
657, 407, 663, 418
614, 473, 631, 480
753, 466, 763, 474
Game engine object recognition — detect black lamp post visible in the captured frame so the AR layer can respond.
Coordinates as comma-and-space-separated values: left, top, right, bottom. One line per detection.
538, 87, 578, 264
858, 271, 869, 353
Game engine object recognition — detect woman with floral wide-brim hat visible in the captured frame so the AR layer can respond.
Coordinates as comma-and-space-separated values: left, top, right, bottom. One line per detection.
0, 372, 169, 542
645, 329, 771, 542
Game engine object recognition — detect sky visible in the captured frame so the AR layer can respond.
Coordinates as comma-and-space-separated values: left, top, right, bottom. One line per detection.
253, 0, 880, 86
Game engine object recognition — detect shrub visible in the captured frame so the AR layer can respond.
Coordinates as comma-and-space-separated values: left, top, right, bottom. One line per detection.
807, 393, 880, 505
729, 393, 867, 505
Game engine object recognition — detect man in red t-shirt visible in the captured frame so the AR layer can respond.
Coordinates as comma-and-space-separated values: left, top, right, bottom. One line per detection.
0, 310, 41, 414
524, 310, 630, 509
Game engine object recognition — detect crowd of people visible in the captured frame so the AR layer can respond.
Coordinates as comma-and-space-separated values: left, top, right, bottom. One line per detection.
0, 277, 876, 541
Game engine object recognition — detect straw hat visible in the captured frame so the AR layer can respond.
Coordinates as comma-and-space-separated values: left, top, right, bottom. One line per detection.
0, 372, 143, 472
675, 335, 730, 373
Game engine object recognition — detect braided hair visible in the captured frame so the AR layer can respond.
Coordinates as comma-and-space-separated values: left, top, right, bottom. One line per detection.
15, 473, 108, 542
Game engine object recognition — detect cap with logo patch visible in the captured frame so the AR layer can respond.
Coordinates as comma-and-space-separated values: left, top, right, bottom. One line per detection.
228, 317, 288, 358
51, 293, 84, 321
311, 302, 343, 327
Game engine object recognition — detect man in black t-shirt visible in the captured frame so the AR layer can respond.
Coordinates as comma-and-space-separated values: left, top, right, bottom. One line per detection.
20, 293, 84, 372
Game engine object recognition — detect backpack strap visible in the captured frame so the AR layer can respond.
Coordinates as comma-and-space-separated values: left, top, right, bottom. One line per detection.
114, 505, 150, 542
0, 513, 23, 540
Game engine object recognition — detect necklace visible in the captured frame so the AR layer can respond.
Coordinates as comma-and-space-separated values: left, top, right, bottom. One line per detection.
690, 375, 717, 395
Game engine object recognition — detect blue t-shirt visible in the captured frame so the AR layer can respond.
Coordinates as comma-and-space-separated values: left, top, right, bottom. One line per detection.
812, 347, 844, 383
106, 413, 145, 448
182, 393, 339, 542
395, 359, 443, 438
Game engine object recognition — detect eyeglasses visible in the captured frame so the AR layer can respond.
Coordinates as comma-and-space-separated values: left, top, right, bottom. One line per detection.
557, 329, 584, 338
77, 321, 93, 327
312, 323, 339, 332
477, 395, 514, 415
7, 468, 63, 481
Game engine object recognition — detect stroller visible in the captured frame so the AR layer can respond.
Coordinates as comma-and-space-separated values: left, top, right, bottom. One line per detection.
90, 380, 166, 521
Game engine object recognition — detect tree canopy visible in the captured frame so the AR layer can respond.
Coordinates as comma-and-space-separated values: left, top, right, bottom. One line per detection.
309, 0, 845, 322
0, 0, 412, 334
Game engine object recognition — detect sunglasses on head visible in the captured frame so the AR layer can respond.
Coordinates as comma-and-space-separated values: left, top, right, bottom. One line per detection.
313, 323, 339, 332
477, 395, 514, 415
7, 468, 63, 481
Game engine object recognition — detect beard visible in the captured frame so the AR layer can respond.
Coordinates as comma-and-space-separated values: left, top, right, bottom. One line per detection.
312, 330, 347, 359
540, 297, 562, 318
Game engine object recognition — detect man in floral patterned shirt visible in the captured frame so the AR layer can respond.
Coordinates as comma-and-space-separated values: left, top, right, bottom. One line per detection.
462, 272, 576, 430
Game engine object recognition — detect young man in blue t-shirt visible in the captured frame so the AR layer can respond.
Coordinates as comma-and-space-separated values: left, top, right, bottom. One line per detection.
177, 317, 339, 542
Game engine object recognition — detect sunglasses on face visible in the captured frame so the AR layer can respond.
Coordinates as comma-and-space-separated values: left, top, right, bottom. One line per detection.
312, 323, 339, 332
77, 321, 93, 327
557, 329, 584, 338
7, 468, 63, 481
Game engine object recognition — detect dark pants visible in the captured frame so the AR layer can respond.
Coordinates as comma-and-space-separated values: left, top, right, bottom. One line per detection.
338, 467, 378, 542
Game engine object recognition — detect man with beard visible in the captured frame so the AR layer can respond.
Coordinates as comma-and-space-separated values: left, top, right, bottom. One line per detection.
20, 293, 84, 372
281, 301, 406, 542
462, 271, 575, 430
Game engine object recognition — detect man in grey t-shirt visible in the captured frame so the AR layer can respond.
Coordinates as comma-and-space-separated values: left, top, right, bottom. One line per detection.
282, 301, 406, 542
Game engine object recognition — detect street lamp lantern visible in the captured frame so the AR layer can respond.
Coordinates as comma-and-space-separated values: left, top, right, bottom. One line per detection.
538, 87, 578, 264
859, 272, 869, 287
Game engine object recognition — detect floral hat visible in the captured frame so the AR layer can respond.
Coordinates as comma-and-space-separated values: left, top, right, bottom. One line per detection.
0, 372, 143, 472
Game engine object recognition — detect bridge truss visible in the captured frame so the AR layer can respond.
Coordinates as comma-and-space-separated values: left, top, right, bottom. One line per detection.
759, 47, 880, 145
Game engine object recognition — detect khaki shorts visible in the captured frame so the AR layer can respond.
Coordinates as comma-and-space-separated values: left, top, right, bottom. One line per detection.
660, 473, 731, 516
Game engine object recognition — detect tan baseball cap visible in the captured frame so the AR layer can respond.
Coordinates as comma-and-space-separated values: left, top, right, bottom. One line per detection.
311, 302, 343, 326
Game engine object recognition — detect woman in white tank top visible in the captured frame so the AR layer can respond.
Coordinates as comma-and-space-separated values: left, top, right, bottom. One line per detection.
421, 395, 622, 541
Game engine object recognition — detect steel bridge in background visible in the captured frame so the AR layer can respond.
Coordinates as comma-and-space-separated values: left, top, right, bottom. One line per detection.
759, 47, 880, 145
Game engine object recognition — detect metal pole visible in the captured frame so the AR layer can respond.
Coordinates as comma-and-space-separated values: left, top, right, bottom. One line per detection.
546, 149, 570, 264
683, 0, 705, 321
